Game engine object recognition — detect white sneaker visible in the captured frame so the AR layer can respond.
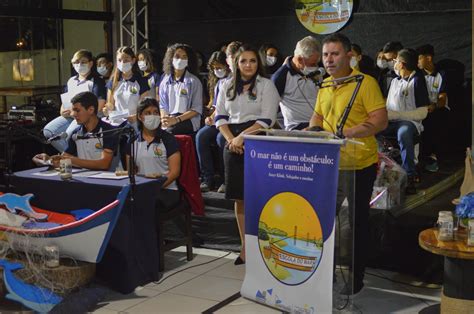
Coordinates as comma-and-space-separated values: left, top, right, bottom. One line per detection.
217, 184, 225, 193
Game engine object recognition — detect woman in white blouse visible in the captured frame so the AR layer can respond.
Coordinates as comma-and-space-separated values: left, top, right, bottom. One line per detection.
214, 44, 279, 264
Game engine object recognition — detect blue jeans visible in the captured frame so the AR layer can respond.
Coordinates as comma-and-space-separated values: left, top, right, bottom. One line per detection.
43, 116, 78, 152
379, 120, 419, 176
196, 125, 224, 185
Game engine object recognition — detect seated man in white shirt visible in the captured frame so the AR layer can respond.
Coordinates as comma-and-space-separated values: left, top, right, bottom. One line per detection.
378, 48, 430, 193
34, 92, 118, 170
271, 36, 323, 130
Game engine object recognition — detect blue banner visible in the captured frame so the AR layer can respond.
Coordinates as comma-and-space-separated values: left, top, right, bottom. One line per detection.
242, 136, 341, 313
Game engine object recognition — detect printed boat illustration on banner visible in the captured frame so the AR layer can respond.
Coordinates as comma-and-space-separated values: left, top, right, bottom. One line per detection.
258, 192, 323, 285
0, 185, 130, 263
0, 259, 62, 313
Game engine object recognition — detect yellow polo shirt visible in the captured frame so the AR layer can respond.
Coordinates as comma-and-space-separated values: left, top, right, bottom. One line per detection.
315, 69, 385, 170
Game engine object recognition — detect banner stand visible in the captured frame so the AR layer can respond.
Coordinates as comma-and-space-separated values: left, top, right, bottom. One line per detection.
241, 131, 358, 313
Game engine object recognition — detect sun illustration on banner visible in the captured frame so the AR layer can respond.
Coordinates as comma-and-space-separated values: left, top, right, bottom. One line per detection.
258, 192, 323, 285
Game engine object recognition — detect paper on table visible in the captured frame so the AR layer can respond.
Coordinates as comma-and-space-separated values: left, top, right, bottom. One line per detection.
33, 170, 58, 177
88, 172, 128, 180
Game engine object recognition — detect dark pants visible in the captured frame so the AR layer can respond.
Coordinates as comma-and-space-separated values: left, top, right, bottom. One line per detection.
422, 108, 448, 159
167, 118, 194, 135
195, 125, 224, 186
336, 163, 377, 286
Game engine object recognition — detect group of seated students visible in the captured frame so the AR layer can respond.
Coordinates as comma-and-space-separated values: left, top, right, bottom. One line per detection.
33, 35, 450, 266
38, 36, 449, 196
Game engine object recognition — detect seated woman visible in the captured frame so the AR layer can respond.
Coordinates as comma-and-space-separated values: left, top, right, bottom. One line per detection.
196, 51, 230, 192
215, 44, 279, 264
43, 49, 106, 152
137, 48, 162, 100
159, 43, 203, 135
259, 43, 282, 77
104, 46, 150, 126
128, 98, 181, 210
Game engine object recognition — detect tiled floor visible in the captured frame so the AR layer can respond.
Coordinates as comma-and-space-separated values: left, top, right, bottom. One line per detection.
92, 247, 441, 313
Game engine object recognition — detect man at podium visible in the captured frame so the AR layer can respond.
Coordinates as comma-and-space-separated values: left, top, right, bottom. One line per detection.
308, 33, 388, 295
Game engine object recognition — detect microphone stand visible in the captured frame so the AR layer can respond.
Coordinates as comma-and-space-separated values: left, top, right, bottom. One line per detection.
318, 74, 364, 138
78, 125, 138, 208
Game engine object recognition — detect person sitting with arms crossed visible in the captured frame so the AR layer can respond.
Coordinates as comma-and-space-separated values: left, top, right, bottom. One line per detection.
34, 92, 118, 170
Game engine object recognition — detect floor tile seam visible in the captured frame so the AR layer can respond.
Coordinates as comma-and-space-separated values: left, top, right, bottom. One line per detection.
159, 290, 225, 303
117, 290, 165, 312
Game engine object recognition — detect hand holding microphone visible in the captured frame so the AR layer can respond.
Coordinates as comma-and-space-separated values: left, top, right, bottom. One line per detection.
46, 132, 68, 144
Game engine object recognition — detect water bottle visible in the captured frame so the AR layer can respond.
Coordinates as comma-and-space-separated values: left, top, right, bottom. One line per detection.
437, 211, 453, 241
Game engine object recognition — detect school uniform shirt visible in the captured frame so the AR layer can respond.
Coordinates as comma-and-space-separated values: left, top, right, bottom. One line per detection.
386, 70, 430, 133
159, 70, 203, 132
128, 128, 180, 190
143, 72, 162, 99
214, 75, 279, 129
423, 67, 448, 108
106, 73, 150, 124
65, 73, 107, 100
65, 119, 118, 160
271, 57, 318, 130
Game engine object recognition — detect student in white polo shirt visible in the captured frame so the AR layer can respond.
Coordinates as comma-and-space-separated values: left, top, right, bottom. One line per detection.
34, 92, 117, 170
104, 46, 150, 126
271, 36, 322, 130
128, 98, 181, 210
43, 49, 106, 152
416, 44, 448, 173
215, 44, 279, 265
379, 48, 430, 194
159, 43, 203, 135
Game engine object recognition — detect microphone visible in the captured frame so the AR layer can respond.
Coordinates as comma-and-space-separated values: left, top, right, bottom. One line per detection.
46, 132, 67, 144
71, 132, 95, 141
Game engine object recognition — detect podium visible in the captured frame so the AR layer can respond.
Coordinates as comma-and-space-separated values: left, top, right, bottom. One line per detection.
241, 130, 359, 312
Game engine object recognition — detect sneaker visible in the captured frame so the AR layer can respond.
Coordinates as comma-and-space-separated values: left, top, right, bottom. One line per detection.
424, 157, 439, 172
200, 182, 211, 192
217, 184, 226, 193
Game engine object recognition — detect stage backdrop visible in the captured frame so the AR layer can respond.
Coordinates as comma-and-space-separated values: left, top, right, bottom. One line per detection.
242, 135, 342, 313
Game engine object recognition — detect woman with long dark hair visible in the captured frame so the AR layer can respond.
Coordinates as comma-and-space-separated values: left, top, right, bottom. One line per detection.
137, 48, 161, 100
196, 51, 230, 192
129, 98, 181, 209
215, 44, 279, 264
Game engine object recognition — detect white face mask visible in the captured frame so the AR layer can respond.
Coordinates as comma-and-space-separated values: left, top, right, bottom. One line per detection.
143, 115, 161, 130
387, 60, 395, 70
266, 55, 277, 66
350, 56, 358, 68
138, 61, 148, 71
117, 61, 133, 73
214, 68, 227, 79
301, 66, 318, 76
73, 63, 90, 76
97, 65, 108, 76
173, 58, 188, 70
376, 59, 388, 69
